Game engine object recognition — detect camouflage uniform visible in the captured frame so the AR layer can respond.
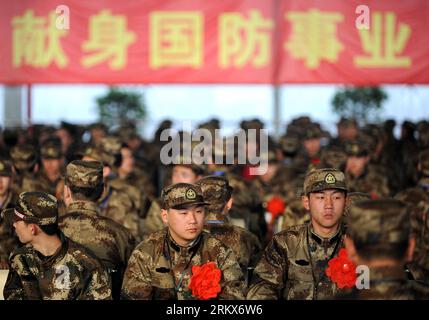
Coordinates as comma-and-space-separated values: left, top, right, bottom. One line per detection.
395, 149, 429, 283
84, 146, 141, 241
345, 140, 390, 198
121, 183, 245, 300
196, 176, 262, 281
9, 144, 38, 196
58, 160, 136, 299
3, 191, 112, 300
26, 139, 65, 196
142, 160, 206, 238
0, 159, 19, 268
338, 199, 426, 299
247, 169, 347, 300
280, 198, 310, 231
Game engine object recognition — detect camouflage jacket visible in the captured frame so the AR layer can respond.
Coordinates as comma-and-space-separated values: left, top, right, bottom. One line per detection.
336, 266, 425, 300
345, 168, 391, 198
121, 228, 245, 300
26, 170, 63, 196
142, 199, 165, 238
204, 212, 262, 278
97, 182, 141, 241
4, 232, 112, 300
0, 191, 20, 267
58, 201, 136, 272
247, 222, 346, 300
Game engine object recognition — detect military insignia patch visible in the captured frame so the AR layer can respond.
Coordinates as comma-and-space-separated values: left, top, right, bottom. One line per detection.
186, 188, 196, 200
325, 173, 336, 184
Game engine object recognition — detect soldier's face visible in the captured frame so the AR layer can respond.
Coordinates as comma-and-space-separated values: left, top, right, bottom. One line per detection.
303, 138, 321, 156
172, 166, 198, 184
42, 158, 64, 176
0, 176, 11, 196
162, 205, 205, 246
13, 220, 33, 244
303, 189, 346, 230
346, 156, 369, 177
120, 147, 134, 175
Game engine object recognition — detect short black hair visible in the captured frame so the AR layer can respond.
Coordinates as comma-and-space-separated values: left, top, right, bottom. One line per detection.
24, 221, 59, 236
68, 183, 104, 202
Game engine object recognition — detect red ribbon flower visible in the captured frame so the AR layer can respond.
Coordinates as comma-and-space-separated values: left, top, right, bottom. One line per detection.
325, 248, 357, 289
188, 261, 222, 300
266, 196, 286, 220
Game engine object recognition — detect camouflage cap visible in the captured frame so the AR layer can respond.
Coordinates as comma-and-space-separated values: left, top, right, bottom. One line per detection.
303, 168, 347, 195
100, 136, 122, 156
418, 149, 429, 176
10, 144, 38, 170
4, 191, 58, 226
347, 199, 410, 245
279, 135, 300, 155
303, 126, 322, 140
83, 146, 115, 168
161, 183, 209, 210
196, 175, 233, 212
337, 118, 358, 128
319, 146, 347, 170
343, 192, 372, 217
40, 138, 63, 159
0, 159, 13, 177
65, 160, 103, 188
345, 139, 370, 157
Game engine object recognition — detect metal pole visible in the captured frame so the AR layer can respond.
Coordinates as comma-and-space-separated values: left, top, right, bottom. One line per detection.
27, 84, 32, 126
272, 0, 281, 141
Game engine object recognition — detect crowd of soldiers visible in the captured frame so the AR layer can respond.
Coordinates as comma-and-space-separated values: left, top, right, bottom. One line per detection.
0, 116, 428, 300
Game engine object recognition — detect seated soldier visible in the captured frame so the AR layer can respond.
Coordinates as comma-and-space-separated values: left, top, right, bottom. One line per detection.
3, 191, 112, 300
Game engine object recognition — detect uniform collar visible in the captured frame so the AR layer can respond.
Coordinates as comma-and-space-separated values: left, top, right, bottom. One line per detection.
33, 231, 68, 269
205, 212, 228, 224
67, 201, 100, 216
166, 229, 202, 256
308, 222, 343, 246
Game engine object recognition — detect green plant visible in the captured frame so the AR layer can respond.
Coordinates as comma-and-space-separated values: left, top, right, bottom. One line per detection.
332, 87, 387, 125
96, 87, 146, 128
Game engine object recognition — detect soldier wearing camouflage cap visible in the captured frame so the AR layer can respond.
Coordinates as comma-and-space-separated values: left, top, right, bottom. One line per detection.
394, 148, 429, 284
9, 144, 39, 196
340, 199, 427, 299
345, 138, 390, 198
3, 191, 112, 300
196, 176, 262, 284
142, 154, 206, 238
59, 160, 136, 299
24, 138, 65, 197
248, 168, 348, 300
0, 158, 19, 268
121, 183, 245, 300
82, 145, 142, 241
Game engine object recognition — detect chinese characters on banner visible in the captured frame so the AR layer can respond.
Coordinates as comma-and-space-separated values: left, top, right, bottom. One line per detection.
0, 0, 428, 84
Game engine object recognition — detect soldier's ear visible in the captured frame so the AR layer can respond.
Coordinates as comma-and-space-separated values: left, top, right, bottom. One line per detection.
160, 209, 169, 225
103, 166, 111, 178
226, 198, 233, 211
301, 195, 310, 211
406, 235, 416, 263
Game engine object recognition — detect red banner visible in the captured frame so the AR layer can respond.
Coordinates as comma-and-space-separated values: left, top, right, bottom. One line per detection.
0, 0, 428, 84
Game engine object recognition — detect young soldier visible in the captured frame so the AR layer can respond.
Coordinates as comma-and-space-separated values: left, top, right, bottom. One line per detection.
247, 168, 348, 300
59, 160, 136, 299
121, 183, 245, 300
3, 191, 112, 300
196, 175, 262, 284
